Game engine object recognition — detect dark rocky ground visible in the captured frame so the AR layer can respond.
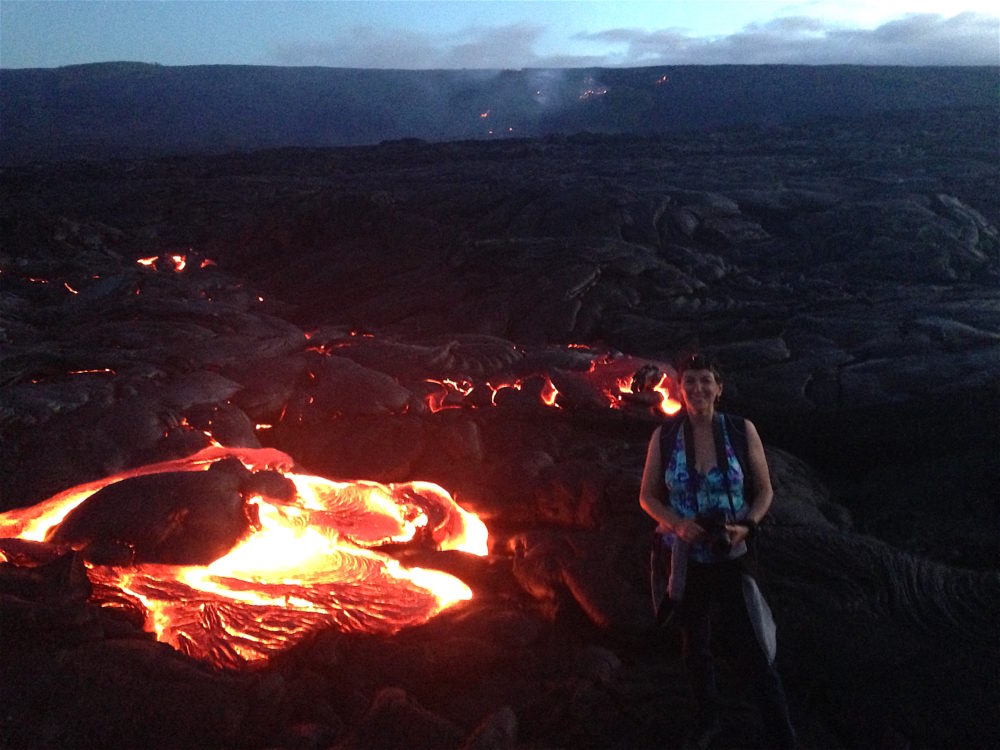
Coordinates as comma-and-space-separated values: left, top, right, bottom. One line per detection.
1, 105, 998, 749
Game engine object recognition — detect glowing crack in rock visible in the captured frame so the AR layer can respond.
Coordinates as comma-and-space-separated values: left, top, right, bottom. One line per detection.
0, 446, 488, 669
417, 348, 681, 416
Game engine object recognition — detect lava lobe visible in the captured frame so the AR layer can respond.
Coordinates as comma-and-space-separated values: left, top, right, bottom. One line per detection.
48, 458, 294, 564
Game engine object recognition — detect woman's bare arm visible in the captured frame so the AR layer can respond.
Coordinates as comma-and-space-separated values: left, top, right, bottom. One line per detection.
743, 419, 773, 523
724, 418, 774, 546
639, 425, 704, 542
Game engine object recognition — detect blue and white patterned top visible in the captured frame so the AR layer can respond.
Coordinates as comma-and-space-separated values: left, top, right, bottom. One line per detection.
663, 416, 748, 563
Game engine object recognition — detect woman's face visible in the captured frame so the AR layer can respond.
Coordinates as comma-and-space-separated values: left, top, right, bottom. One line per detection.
680, 368, 722, 413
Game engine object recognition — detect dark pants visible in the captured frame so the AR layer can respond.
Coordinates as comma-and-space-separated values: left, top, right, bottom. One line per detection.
678, 559, 796, 749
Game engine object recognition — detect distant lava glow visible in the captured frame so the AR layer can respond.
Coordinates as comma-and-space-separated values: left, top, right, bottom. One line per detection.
579, 77, 608, 101
136, 252, 215, 272
0, 446, 488, 669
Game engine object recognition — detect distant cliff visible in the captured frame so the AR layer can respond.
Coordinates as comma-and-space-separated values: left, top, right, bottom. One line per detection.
1, 62, 996, 164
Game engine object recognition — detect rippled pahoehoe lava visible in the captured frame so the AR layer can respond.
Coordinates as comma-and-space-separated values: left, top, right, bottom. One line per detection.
0, 445, 488, 669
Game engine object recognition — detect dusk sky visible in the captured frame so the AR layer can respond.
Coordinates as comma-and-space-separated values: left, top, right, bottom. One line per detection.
2, 0, 998, 69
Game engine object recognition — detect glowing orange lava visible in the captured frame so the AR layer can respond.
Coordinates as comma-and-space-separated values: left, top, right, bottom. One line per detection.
540, 377, 560, 408
487, 379, 523, 405
650, 373, 683, 416
412, 349, 679, 416
0, 446, 487, 669
425, 378, 475, 413
136, 253, 208, 272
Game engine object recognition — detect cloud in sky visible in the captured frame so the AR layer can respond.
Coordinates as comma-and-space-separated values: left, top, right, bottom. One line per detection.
575, 11, 999, 66
275, 22, 608, 69
2, 1, 997, 69
275, 11, 998, 69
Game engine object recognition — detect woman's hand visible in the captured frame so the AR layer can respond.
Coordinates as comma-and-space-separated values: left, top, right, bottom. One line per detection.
675, 517, 707, 543
725, 523, 750, 546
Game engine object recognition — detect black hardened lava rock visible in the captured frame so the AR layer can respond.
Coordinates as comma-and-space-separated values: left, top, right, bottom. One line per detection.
1, 100, 998, 749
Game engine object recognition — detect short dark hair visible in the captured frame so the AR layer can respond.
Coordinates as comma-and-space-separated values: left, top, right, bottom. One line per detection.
677, 353, 722, 383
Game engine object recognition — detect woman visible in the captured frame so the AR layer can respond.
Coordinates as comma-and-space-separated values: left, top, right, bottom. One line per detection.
639, 353, 796, 750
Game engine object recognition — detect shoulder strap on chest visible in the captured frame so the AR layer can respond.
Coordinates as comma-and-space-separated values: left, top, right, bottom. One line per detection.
722, 414, 748, 465
659, 414, 756, 509
658, 415, 686, 464
722, 413, 755, 504
712, 415, 738, 513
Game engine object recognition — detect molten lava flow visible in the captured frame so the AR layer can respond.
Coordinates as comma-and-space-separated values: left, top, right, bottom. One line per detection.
0, 446, 488, 669
271, 330, 679, 419
68, 368, 116, 376
563, 352, 681, 416
487, 379, 522, 405
408, 346, 680, 415
650, 373, 683, 416
425, 378, 474, 413
137, 253, 208, 272
540, 377, 560, 408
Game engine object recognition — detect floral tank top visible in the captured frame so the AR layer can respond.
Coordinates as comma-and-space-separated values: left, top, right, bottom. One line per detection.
663, 416, 748, 563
